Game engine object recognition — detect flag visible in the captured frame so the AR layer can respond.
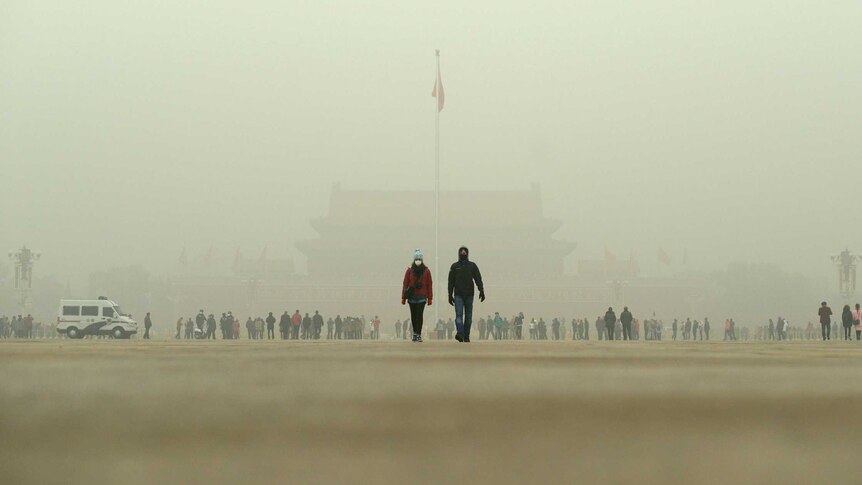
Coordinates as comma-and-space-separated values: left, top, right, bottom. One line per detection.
232, 248, 242, 274
258, 245, 268, 270
432, 53, 445, 112
603, 243, 617, 263
657, 247, 671, 265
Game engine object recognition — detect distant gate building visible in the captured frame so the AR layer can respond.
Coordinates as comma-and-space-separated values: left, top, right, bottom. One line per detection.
169, 184, 703, 329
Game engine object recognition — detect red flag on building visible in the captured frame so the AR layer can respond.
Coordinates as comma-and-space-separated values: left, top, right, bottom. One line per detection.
657, 247, 671, 265
432, 53, 445, 112
603, 244, 617, 263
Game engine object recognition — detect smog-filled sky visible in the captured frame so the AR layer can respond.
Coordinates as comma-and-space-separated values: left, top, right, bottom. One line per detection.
1, 1, 860, 286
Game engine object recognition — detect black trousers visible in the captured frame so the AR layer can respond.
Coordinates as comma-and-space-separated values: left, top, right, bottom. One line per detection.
409, 302, 426, 335
605, 324, 615, 341
821, 322, 830, 340
844, 326, 852, 340
622, 323, 631, 340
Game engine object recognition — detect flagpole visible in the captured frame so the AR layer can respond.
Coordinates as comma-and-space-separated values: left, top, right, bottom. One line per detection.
434, 49, 440, 332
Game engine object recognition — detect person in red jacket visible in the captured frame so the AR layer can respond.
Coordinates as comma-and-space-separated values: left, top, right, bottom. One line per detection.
290, 310, 302, 340
402, 249, 433, 342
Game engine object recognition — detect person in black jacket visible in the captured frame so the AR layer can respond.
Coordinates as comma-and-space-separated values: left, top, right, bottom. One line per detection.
620, 307, 633, 341
279, 311, 290, 340
604, 307, 616, 341
266, 312, 276, 340
143, 312, 152, 340
842, 305, 853, 340
448, 246, 484, 343
313, 311, 324, 339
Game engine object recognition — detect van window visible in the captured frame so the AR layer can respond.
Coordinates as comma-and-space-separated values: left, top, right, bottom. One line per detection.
81, 306, 99, 316
103, 307, 114, 318
63, 306, 80, 316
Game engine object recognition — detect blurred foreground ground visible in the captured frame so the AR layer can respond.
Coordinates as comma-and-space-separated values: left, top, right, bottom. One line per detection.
1, 339, 861, 484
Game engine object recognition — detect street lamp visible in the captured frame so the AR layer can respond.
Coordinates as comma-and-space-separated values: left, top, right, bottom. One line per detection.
831, 248, 857, 298
8, 245, 41, 308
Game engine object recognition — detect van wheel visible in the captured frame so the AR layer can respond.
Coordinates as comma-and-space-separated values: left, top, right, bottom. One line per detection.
112, 327, 127, 339
67, 327, 83, 339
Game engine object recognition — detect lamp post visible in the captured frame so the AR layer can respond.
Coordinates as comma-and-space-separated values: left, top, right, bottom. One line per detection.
831, 248, 857, 299
242, 277, 264, 317
8, 245, 41, 310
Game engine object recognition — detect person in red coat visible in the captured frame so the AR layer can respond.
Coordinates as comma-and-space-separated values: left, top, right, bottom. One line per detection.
402, 249, 433, 342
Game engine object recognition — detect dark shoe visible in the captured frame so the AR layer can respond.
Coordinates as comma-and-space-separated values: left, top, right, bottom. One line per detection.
455, 333, 464, 342
463, 337, 471, 343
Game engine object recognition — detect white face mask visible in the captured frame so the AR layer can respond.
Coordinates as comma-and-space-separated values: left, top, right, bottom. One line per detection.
414, 259, 423, 266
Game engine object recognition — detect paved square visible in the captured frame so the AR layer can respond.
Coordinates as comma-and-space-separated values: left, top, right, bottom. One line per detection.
1, 340, 859, 484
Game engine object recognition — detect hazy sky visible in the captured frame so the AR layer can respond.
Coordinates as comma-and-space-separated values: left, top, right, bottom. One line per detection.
1, 1, 860, 286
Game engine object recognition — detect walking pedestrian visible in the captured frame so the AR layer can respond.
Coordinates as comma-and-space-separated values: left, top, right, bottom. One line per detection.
448, 246, 485, 343
853, 303, 862, 341
818, 301, 833, 341
402, 249, 433, 342
313, 311, 324, 339
143, 312, 152, 340
266, 312, 276, 340
291, 310, 301, 339
494, 312, 503, 340
604, 307, 616, 341
206, 314, 217, 339
842, 305, 853, 340
195, 310, 206, 338
620, 307, 633, 341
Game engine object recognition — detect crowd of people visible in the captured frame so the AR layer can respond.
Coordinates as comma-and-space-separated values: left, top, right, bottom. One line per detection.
0, 314, 43, 338
172, 310, 382, 340
3, 299, 860, 344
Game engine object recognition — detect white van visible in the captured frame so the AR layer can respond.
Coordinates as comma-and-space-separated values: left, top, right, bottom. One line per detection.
57, 298, 138, 339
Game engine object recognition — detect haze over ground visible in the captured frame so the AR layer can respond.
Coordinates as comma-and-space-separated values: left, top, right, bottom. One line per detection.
1, 1, 860, 288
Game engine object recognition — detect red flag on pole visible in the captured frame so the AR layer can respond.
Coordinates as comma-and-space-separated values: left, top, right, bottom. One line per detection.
232, 248, 242, 274
432, 54, 444, 112
657, 247, 671, 265
603, 243, 617, 263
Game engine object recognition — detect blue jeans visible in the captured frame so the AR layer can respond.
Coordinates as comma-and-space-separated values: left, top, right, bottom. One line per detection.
454, 295, 474, 338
